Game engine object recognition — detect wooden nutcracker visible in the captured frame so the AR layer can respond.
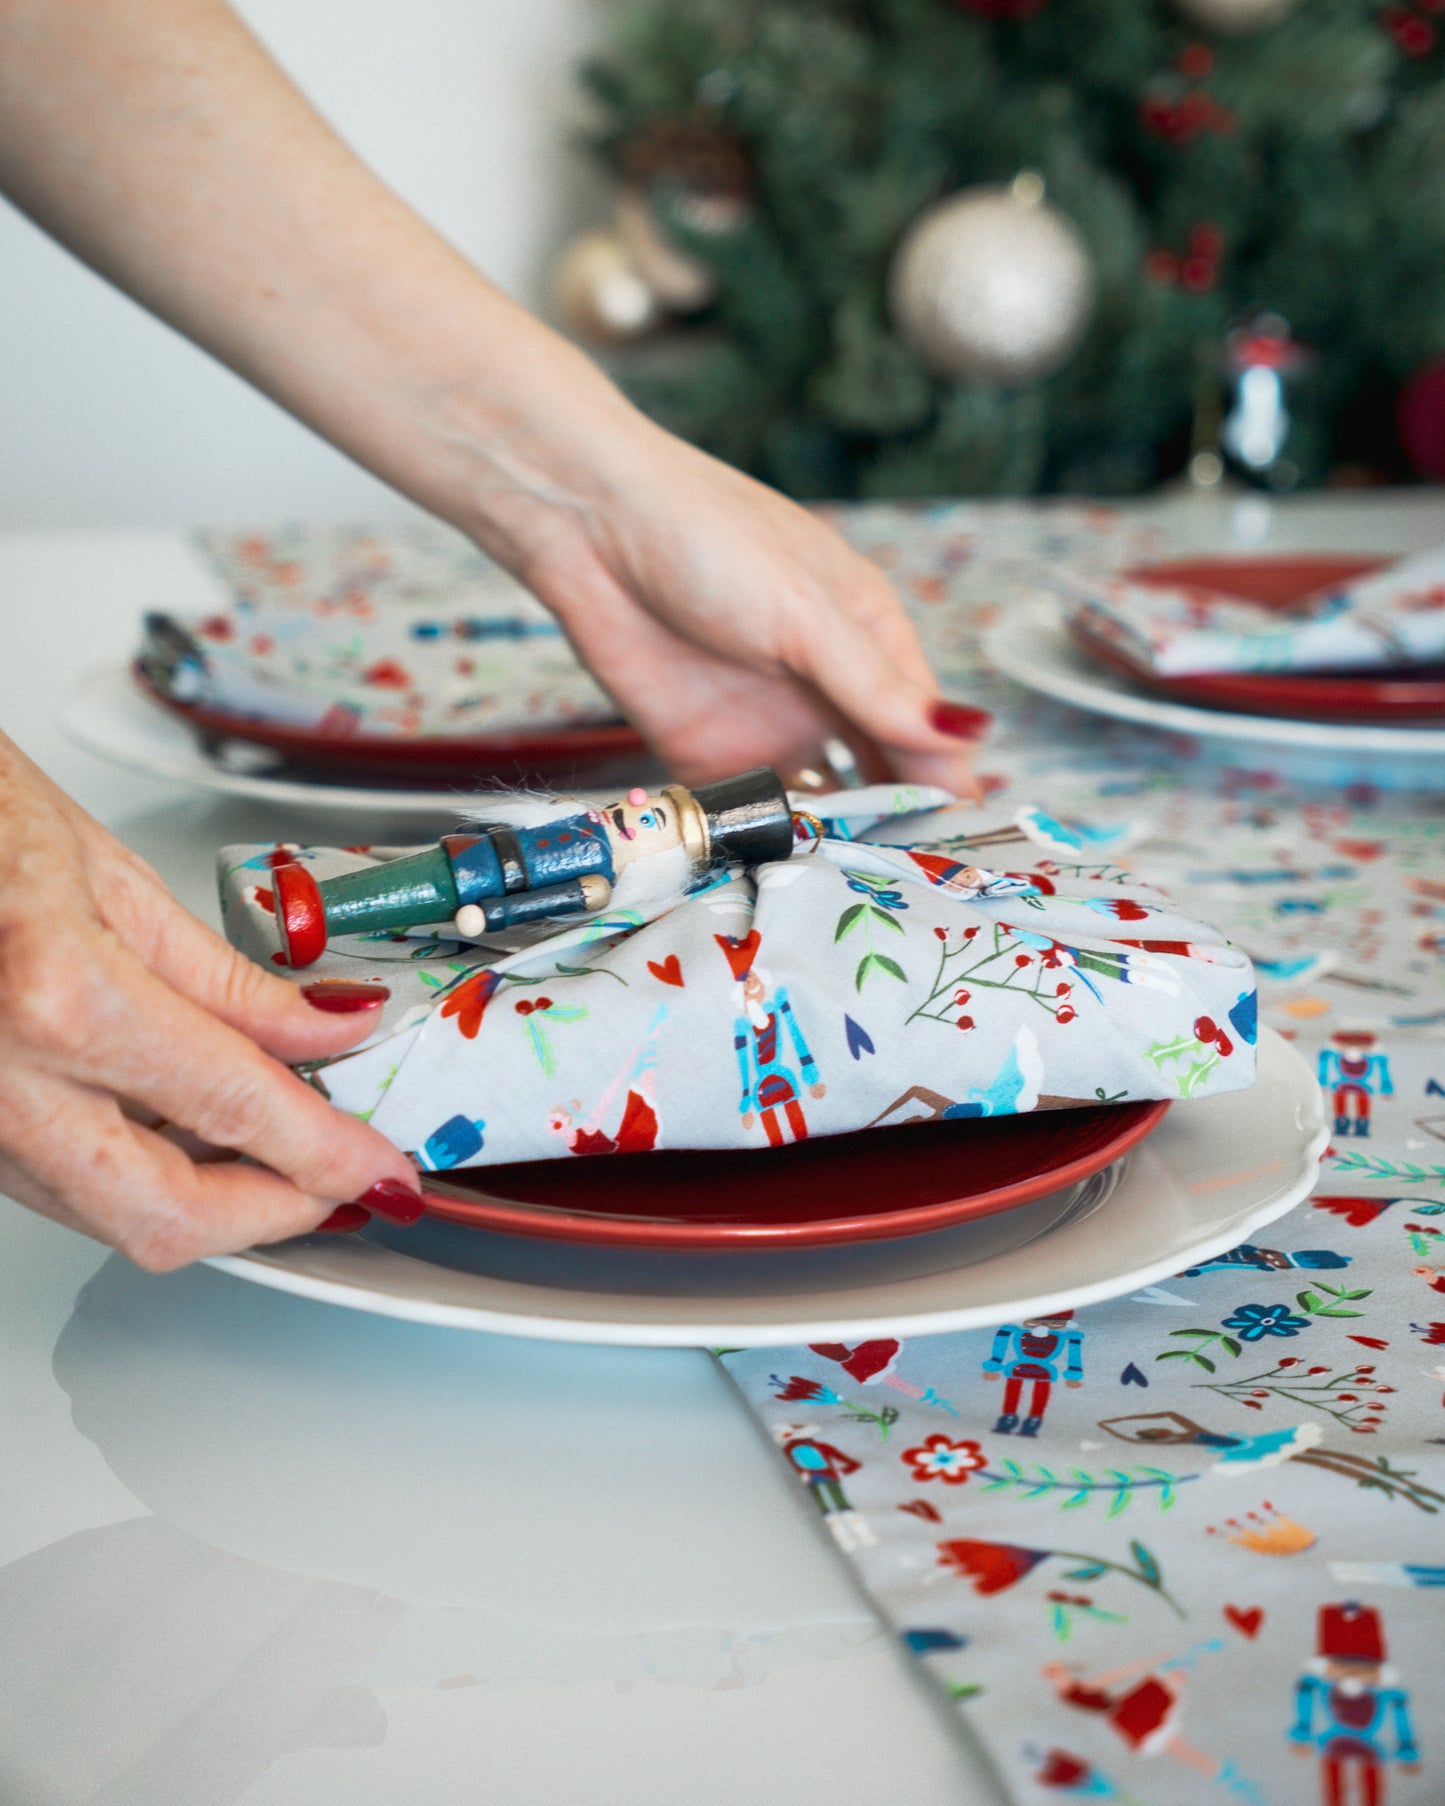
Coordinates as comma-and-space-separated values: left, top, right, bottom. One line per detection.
272, 766, 794, 968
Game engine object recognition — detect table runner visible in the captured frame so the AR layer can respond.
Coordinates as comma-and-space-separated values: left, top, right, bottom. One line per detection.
717, 505, 1445, 1806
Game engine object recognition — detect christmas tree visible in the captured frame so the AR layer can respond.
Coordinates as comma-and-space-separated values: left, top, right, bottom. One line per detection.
568, 0, 1445, 498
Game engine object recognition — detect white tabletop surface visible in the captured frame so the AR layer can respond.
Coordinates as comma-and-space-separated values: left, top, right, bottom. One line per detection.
1, 486, 1441, 1806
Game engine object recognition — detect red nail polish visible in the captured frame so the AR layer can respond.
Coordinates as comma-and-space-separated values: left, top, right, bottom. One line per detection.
354, 1178, 426, 1225
316, 1202, 371, 1234
302, 981, 391, 1014
930, 701, 993, 741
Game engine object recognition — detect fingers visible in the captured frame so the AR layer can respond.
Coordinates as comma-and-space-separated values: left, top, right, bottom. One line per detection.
8, 933, 416, 1211
91, 851, 390, 1062
778, 598, 988, 792
1, 1067, 362, 1270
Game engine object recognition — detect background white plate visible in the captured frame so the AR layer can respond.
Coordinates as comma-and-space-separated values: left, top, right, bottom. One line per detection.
58, 666, 604, 820
986, 598, 1445, 759
207, 1028, 1325, 1347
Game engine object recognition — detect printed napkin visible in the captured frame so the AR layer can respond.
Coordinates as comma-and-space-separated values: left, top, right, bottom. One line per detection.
1065, 545, 1445, 677
139, 522, 618, 737
221, 787, 1256, 1172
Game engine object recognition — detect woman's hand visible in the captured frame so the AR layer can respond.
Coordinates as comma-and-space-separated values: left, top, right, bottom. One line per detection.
0, 0, 988, 795
509, 421, 989, 793
0, 736, 421, 1269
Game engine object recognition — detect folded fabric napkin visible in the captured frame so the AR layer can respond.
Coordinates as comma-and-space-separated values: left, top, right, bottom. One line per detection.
138, 523, 618, 737
1065, 545, 1445, 678
221, 786, 1255, 1171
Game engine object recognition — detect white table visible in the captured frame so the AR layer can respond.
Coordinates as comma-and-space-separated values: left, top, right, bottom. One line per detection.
1, 488, 1439, 1806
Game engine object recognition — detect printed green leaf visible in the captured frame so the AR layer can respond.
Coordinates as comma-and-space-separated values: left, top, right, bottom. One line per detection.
873, 954, 907, 983
1129, 1541, 1162, 1587
872, 907, 906, 933
835, 904, 865, 940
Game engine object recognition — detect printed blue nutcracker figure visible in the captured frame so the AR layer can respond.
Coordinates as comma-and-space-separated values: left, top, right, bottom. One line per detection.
1318, 1032, 1393, 1140
982, 1309, 1083, 1437
716, 932, 826, 1147
1290, 1602, 1419, 1806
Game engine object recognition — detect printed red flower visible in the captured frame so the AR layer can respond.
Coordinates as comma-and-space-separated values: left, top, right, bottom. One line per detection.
439, 969, 502, 1040
773, 1376, 828, 1402
1106, 898, 1150, 921
903, 1434, 986, 1485
937, 1538, 1048, 1593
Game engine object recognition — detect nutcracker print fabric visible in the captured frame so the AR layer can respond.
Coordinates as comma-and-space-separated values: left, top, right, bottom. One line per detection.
220, 786, 1255, 1172
711, 504, 1445, 1806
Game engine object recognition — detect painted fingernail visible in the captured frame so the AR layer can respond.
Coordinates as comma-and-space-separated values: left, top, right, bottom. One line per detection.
302, 981, 391, 1014
354, 1178, 426, 1225
930, 701, 994, 740
316, 1202, 371, 1234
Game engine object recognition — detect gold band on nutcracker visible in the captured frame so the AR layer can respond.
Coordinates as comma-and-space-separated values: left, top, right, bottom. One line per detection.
664, 784, 711, 870
791, 809, 827, 844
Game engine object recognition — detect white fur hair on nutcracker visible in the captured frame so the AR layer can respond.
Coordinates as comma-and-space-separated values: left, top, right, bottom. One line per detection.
268, 767, 800, 970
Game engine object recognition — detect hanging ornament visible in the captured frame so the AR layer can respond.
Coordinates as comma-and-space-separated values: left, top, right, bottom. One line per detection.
619, 117, 754, 238
888, 174, 1095, 385
1398, 357, 1445, 480
551, 231, 662, 347
615, 187, 717, 313
1169, 0, 1302, 33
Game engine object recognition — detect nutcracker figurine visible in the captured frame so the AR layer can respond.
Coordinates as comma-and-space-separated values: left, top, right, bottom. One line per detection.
270, 766, 794, 968
981, 1310, 1084, 1437
1290, 1602, 1419, 1804
1318, 1032, 1394, 1140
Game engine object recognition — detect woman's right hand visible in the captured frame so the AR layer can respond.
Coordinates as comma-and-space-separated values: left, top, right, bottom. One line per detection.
0, 733, 421, 1269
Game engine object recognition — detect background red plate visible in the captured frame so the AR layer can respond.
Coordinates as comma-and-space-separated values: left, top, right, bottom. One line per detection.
417, 1099, 1169, 1251
1073, 555, 1445, 723
133, 664, 646, 785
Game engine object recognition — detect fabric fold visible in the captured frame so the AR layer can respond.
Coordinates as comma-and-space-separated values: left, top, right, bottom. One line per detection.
221, 787, 1256, 1171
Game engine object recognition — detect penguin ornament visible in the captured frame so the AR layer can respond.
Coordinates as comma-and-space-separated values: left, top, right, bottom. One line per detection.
271, 766, 795, 968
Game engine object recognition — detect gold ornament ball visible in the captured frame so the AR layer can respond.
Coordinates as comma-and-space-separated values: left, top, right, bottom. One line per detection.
616, 186, 717, 313
1170, 0, 1301, 30
552, 230, 662, 346
889, 182, 1095, 385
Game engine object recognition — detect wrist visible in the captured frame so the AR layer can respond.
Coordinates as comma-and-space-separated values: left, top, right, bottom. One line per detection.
414, 319, 663, 590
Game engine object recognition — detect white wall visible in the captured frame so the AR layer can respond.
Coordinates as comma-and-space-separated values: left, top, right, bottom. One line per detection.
0, 0, 606, 530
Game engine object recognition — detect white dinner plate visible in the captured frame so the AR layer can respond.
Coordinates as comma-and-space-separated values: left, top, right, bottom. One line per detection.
59, 666, 657, 820
206, 1028, 1326, 1347
985, 598, 1445, 761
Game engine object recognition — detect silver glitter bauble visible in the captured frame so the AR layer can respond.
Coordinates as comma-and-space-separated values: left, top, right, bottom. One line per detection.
1170, 0, 1302, 31
552, 230, 662, 346
889, 181, 1095, 385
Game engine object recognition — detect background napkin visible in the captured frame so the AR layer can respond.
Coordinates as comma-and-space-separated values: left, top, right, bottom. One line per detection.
141, 522, 618, 737
221, 787, 1255, 1172
1067, 545, 1445, 678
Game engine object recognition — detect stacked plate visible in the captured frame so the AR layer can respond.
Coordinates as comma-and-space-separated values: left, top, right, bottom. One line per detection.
986, 554, 1445, 781
208, 1027, 1326, 1347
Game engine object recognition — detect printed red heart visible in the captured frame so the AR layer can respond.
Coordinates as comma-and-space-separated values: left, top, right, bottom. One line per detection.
647, 954, 685, 987
1224, 1605, 1263, 1640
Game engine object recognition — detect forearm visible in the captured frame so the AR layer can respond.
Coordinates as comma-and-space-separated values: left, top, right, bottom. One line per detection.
0, 0, 643, 560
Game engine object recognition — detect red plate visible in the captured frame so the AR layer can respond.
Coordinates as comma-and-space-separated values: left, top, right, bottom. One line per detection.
417, 1100, 1169, 1251
133, 664, 646, 785
1073, 555, 1445, 723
